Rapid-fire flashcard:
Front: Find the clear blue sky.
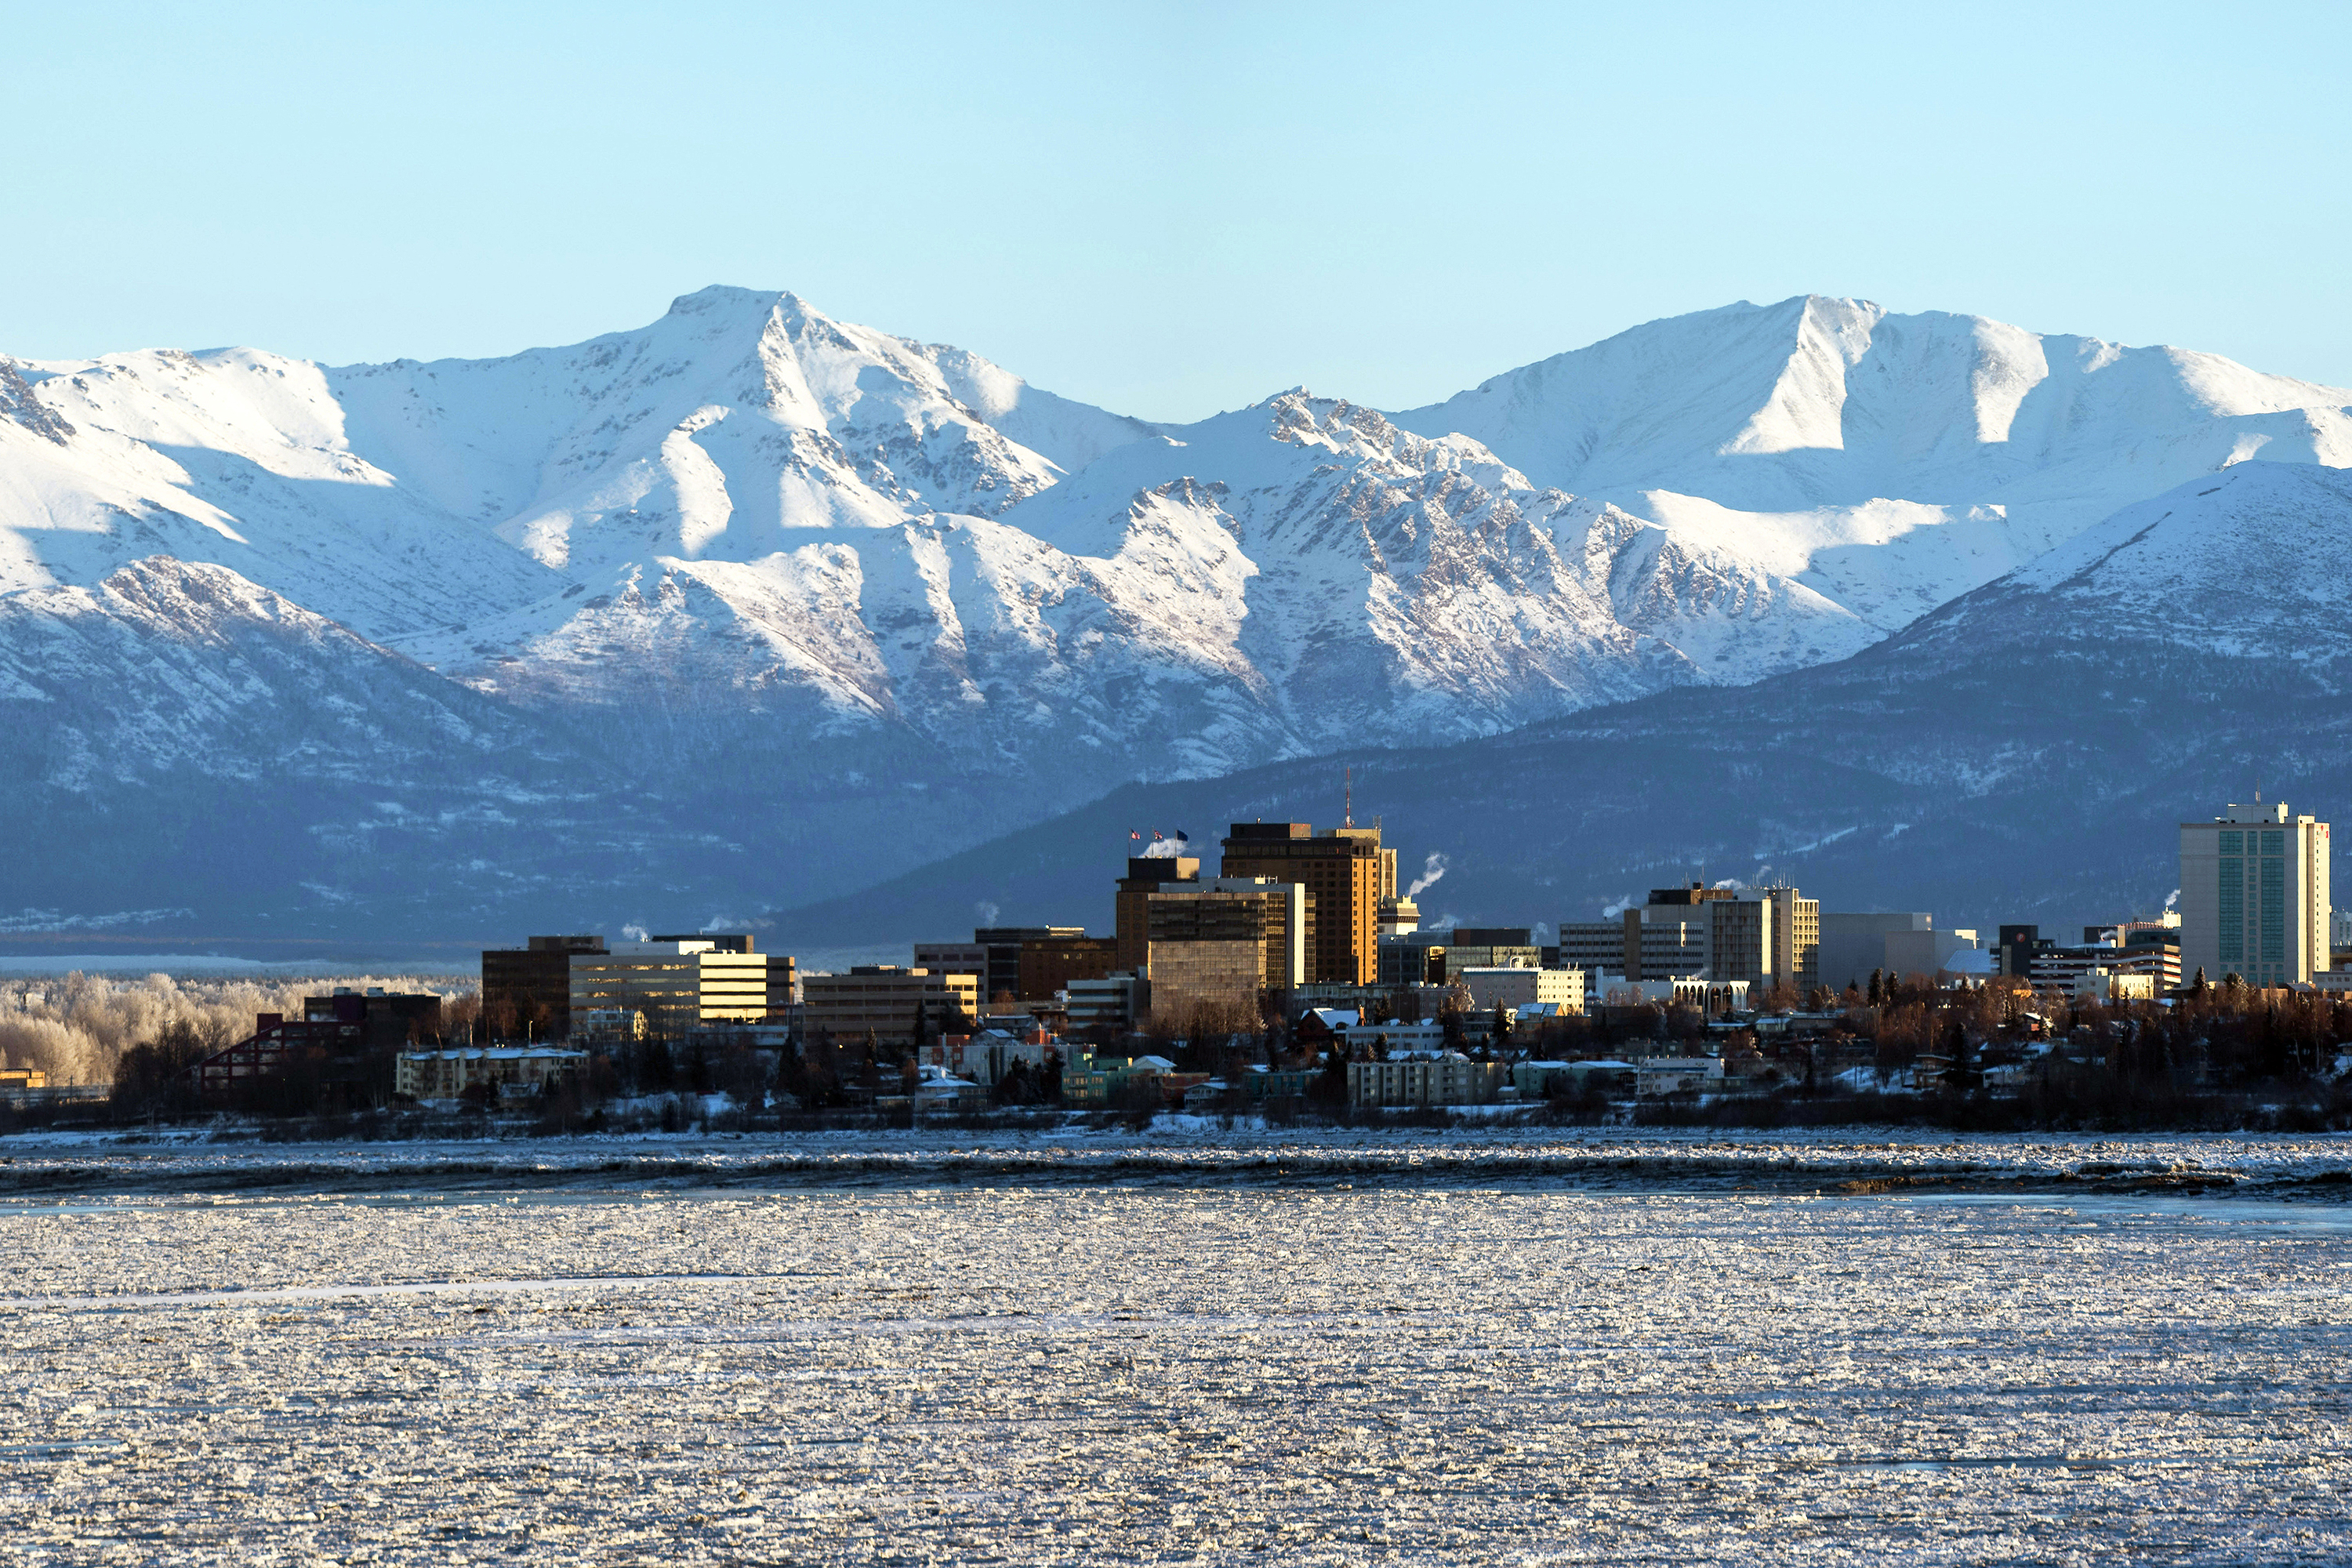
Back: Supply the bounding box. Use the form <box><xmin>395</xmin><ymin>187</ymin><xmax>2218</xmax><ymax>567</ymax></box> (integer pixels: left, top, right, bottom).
<box><xmin>5</xmin><ymin>1</ymin><xmax>2349</xmax><ymax>421</ymax></box>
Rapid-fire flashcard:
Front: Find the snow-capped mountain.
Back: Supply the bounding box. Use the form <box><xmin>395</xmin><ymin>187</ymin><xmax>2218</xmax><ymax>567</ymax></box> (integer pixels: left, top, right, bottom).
<box><xmin>3</xmin><ymin>286</ymin><xmax>2349</xmax><ymax>937</ymax></box>
<box><xmin>1395</xmin><ymin>295</ymin><xmax>2352</xmax><ymax>656</ymax></box>
<box><xmin>794</xmin><ymin>462</ymin><xmax>2352</xmax><ymax>951</ymax></box>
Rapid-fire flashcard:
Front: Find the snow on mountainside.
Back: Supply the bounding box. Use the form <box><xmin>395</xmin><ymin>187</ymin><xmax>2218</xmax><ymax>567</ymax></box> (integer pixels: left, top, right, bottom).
<box><xmin>1910</xmin><ymin>460</ymin><xmax>2352</xmax><ymax>665</ymax></box>
<box><xmin>1393</xmin><ymin>295</ymin><xmax>2352</xmax><ymax>668</ymax></box>
<box><xmin>5</xmin><ymin>285</ymin><xmax>2352</xmax><ymax>934</ymax></box>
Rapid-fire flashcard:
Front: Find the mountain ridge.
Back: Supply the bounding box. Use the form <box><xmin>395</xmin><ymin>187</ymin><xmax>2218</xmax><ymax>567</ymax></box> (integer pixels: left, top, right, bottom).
<box><xmin>4</xmin><ymin>288</ymin><xmax>2350</xmax><ymax>938</ymax></box>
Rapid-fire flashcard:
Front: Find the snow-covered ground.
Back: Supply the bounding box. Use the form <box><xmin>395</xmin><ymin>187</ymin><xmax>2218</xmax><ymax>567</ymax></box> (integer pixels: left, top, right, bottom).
<box><xmin>4</xmin><ymin>1177</ymin><xmax>2347</xmax><ymax>1563</ymax></box>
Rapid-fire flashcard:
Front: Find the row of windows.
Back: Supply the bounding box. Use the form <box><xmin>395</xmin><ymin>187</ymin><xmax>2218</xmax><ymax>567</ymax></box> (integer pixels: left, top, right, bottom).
<box><xmin>2217</xmin><ymin>830</ymin><xmax>2289</xmax><ymax>855</ymax></box>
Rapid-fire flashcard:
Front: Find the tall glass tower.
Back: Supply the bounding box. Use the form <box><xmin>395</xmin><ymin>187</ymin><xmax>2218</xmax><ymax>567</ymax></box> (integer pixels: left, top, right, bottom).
<box><xmin>2180</xmin><ymin>803</ymin><xmax>2331</xmax><ymax>987</ymax></box>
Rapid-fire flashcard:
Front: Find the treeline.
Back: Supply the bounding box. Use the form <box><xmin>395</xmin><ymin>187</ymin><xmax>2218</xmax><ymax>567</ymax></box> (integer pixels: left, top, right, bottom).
<box><xmin>0</xmin><ymin>972</ymin><xmax>472</xmax><ymax>1087</ymax></box>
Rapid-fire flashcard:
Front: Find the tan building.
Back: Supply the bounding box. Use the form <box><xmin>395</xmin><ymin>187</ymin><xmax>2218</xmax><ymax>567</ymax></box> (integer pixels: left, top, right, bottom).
<box><xmin>1018</xmin><ymin>935</ymin><xmax>1118</xmax><ymax>1000</ymax></box>
<box><xmin>1218</xmin><ymin>822</ymin><xmax>1385</xmax><ymax>984</ymax></box>
<box><xmin>1457</xmin><ymin>966</ymin><xmax>1585</xmax><ymax>1015</ymax></box>
<box><xmin>2180</xmin><ymin>801</ymin><xmax>2332</xmax><ymax>988</ymax></box>
<box><xmin>568</xmin><ymin>938</ymin><xmax>792</xmax><ymax>1040</ymax></box>
<box><xmin>1766</xmin><ymin>886</ymin><xmax>1822</xmax><ymax>995</ymax></box>
<box><xmin>800</xmin><ymin>966</ymin><xmax>980</xmax><ymax>1051</ymax></box>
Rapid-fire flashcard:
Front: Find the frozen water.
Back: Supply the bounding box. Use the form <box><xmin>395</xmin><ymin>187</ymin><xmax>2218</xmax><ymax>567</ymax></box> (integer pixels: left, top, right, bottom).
<box><xmin>4</xmin><ymin>1153</ymin><xmax>2350</xmax><ymax>1563</ymax></box>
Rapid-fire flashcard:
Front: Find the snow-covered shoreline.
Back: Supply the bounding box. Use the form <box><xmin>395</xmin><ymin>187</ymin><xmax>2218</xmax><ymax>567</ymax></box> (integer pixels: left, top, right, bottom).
<box><xmin>4</xmin><ymin>1122</ymin><xmax>2347</xmax><ymax>1198</ymax></box>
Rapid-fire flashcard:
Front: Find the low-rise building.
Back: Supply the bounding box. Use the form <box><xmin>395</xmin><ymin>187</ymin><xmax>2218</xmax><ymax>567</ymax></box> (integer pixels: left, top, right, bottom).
<box><xmin>395</xmin><ymin>1047</ymin><xmax>586</xmax><ymax>1101</ymax></box>
<box><xmin>1346</xmin><ymin>1052</ymin><xmax>1508</xmax><ymax>1108</ymax></box>
<box><xmin>1457</xmin><ymin>966</ymin><xmax>1585</xmax><ymax>1015</ymax></box>
<box><xmin>575</xmin><ymin>1007</ymin><xmax>646</xmax><ymax>1044</ymax></box>
<box><xmin>2073</xmin><ymin>968</ymin><xmax>2157</xmax><ymax>1004</ymax></box>
<box><xmin>1513</xmin><ymin>1059</ymin><xmax>1637</xmax><ymax>1098</ymax></box>
<box><xmin>571</xmin><ymin>938</ymin><xmax>793</xmax><ymax>1040</ymax></box>
<box><xmin>800</xmin><ymin>965</ymin><xmax>979</xmax><ymax>1050</ymax></box>
<box><xmin>1065</xmin><ymin>972</ymin><xmax>1146</xmax><ymax>1034</ymax></box>
<box><xmin>1636</xmin><ymin>1057</ymin><xmax>1725</xmax><ymax>1097</ymax></box>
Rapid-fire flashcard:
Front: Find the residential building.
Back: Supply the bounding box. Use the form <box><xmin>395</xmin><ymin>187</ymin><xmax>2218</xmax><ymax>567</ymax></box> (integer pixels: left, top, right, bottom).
<box><xmin>481</xmin><ymin>934</ymin><xmax>606</xmax><ymax>1041</ymax></box>
<box><xmin>1637</xmin><ymin>1058</ymin><xmax>1725</xmax><ymax>1097</ymax></box>
<box><xmin>1017</xmin><ymin>935</ymin><xmax>1117</xmax><ymax>1000</ymax></box>
<box><xmin>975</xmin><ymin>926</ymin><xmax>1086</xmax><ymax>1004</ymax></box>
<box><xmin>1342</xmin><ymin>1019</ymin><xmax>1450</xmax><ymax>1053</ymax></box>
<box><xmin>1114</xmin><ymin>855</ymin><xmax>1201</xmax><ymax>974</ymax></box>
<box><xmin>1457</xmin><ymin>967</ymin><xmax>1585</xmax><ymax>1015</ymax></box>
<box><xmin>2180</xmin><ymin>801</ymin><xmax>2332</xmax><ymax>987</ymax></box>
<box><xmin>1218</xmin><ymin>822</ymin><xmax>1385</xmax><ymax>984</ymax></box>
<box><xmin>800</xmin><ymin>966</ymin><xmax>979</xmax><ymax>1051</ymax></box>
<box><xmin>570</xmin><ymin>938</ymin><xmax>793</xmax><ymax>1040</ymax></box>
<box><xmin>395</xmin><ymin>1047</ymin><xmax>586</xmax><ymax>1101</ymax></box>
<box><xmin>1346</xmin><ymin>1053</ymin><xmax>1509</xmax><ymax>1108</ymax></box>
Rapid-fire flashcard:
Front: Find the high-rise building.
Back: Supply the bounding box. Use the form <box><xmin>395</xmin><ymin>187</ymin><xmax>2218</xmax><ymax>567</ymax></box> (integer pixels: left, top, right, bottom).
<box><xmin>481</xmin><ymin>935</ymin><xmax>607</xmax><ymax>1041</ymax></box>
<box><xmin>2180</xmin><ymin>802</ymin><xmax>2331</xmax><ymax>987</ymax></box>
<box><xmin>1143</xmin><ymin>878</ymin><xmax>1307</xmax><ymax>1020</ymax></box>
<box><xmin>974</xmin><ymin>927</ymin><xmax>1085</xmax><ymax>1003</ymax></box>
<box><xmin>1114</xmin><ymin>857</ymin><xmax>1200</xmax><ymax>974</ymax></box>
<box><xmin>569</xmin><ymin>938</ymin><xmax>793</xmax><ymax>1040</ymax></box>
<box><xmin>1764</xmin><ymin>887</ymin><xmax>1820</xmax><ymax>994</ymax></box>
<box><xmin>1218</xmin><ymin>823</ymin><xmax>1385</xmax><ymax>984</ymax></box>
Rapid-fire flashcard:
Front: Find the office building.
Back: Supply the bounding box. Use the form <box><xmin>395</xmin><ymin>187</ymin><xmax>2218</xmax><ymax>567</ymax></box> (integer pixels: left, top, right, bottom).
<box><xmin>1017</xmin><ymin>934</ymin><xmax>1118</xmax><ymax>1000</ymax></box>
<box><xmin>913</xmin><ymin>943</ymin><xmax>988</xmax><ymax>989</ymax></box>
<box><xmin>300</xmin><ymin>988</ymin><xmax>445</xmax><ymax>1051</ymax></box>
<box><xmin>1218</xmin><ymin>822</ymin><xmax>1386</xmax><ymax>985</ymax></box>
<box><xmin>1066</xmin><ymin>972</ymin><xmax>1146</xmax><ymax>1034</ymax></box>
<box><xmin>1445</xmin><ymin>927</ymin><xmax>1541</xmax><ymax>969</ymax></box>
<box><xmin>800</xmin><ymin>966</ymin><xmax>980</xmax><ymax>1051</ymax></box>
<box><xmin>2180</xmin><ymin>802</ymin><xmax>2332</xmax><ymax>987</ymax></box>
<box><xmin>1817</xmin><ymin>913</ymin><xmax>1977</xmax><ymax>990</ymax></box>
<box><xmin>481</xmin><ymin>934</ymin><xmax>606</xmax><ymax>1041</ymax></box>
<box><xmin>1114</xmin><ymin>856</ymin><xmax>1201</xmax><ymax>974</ymax></box>
<box><xmin>1378</xmin><ymin>895</ymin><xmax>1421</xmax><ymax>937</ymax></box>
<box><xmin>1145</xmin><ymin>878</ymin><xmax>1305</xmax><ymax>1000</ymax></box>
<box><xmin>975</xmin><ymin>926</ymin><xmax>1085</xmax><ymax>1003</ymax></box>
<box><xmin>1378</xmin><ymin>933</ymin><xmax>1447</xmax><ymax>985</ymax></box>
<box><xmin>1559</xmin><ymin>921</ymin><xmax>1627</xmax><ymax>978</ymax></box>
<box><xmin>570</xmin><ymin>938</ymin><xmax>793</xmax><ymax>1040</ymax></box>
